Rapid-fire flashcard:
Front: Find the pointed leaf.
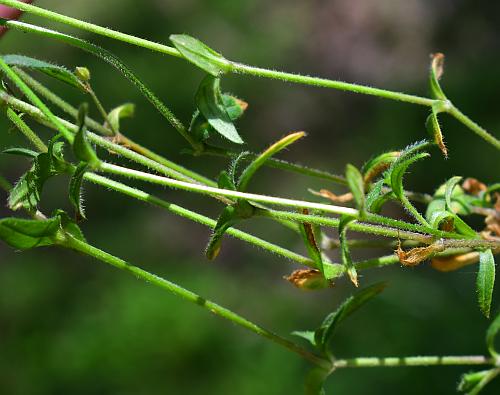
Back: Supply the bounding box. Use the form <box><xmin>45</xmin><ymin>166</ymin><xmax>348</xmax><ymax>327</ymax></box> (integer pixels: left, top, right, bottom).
<box><xmin>299</xmin><ymin>209</ymin><xmax>324</xmax><ymax>274</ymax></box>
<box><xmin>390</xmin><ymin>152</ymin><xmax>429</xmax><ymax>201</ymax></box>
<box><xmin>426</xmin><ymin>109</ymin><xmax>447</xmax><ymax>157</ymax></box>
<box><xmin>445</xmin><ymin>176</ymin><xmax>463</xmax><ymax>212</ymax></box>
<box><xmin>195</xmin><ymin>75</ymin><xmax>243</xmax><ymax>144</ymax></box>
<box><xmin>0</xmin><ymin>216</ymin><xmax>60</xmax><ymax>249</ymax></box>
<box><xmin>217</xmin><ymin>170</ymin><xmax>236</xmax><ymax>190</ymax></box>
<box><xmin>2</xmin><ymin>54</ymin><xmax>85</xmax><ymax>91</ymax></box>
<box><xmin>339</xmin><ymin>215</ymin><xmax>358</xmax><ymax>287</ymax></box>
<box><xmin>291</xmin><ymin>330</ymin><xmax>317</xmax><ymax>346</ymax></box>
<box><xmin>345</xmin><ymin>164</ymin><xmax>365</xmax><ymax>214</ymax></box>
<box><xmin>477</xmin><ymin>249</ymin><xmax>495</xmax><ymax>318</ymax></box>
<box><xmin>170</xmin><ymin>34</ymin><xmax>229</xmax><ymax>76</ymax></box>
<box><xmin>106</xmin><ymin>103</ymin><xmax>135</xmax><ymax>132</ymax></box>
<box><xmin>314</xmin><ymin>282</ymin><xmax>386</xmax><ymax>352</ymax></box>
<box><xmin>362</xmin><ymin>151</ymin><xmax>400</xmax><ymax>183</ymax></box>
<box><xmin>73</xmin><ymin>103</ymin><xmax>99</xmax><ymax>166</ymax></box>
<box><xmin>205</xmin><ymin>205</ymin><xmax>239</xmax><ymax>260</ymax></box>
<box><xmin>3</xmin><ymin>147</ymin><xmax>38</xmax><ymax>158</ymax></box>
<box><xmin>69</xmin><ymin>162</ymin><xmax>89</xmax><ymax>219</ymax></box>
<box><xmin>238</xmin><ymin>132</ymin><xmax>305</xmax><ymax>191</ymax></box>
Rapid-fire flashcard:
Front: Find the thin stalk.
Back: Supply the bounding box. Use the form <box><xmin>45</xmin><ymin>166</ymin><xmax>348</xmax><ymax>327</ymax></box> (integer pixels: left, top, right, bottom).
<box><xmin>84</xmin><ymin>83</ymin><xmax>118</xmax><ymax>135</ymax></box>
<box><xmin>325</xmin><ymin>238</ymin><xmax>421</xmax><ymax>250</ymax></box>
<box><xmin>2</xmin><ymin>2</ymin><xmax>497</xmax><ymax>150</ymax></box>
<box><xmin>0</xmin><ymin>57</ymin><xmax>74</xmax><ymax>142</ymax></box>
<box><xmin>0</xmin><ymin>0</ymin><xmax>433</xmax><ymax>107</ymax></box>
<box><xmin>448</xmin><ymin>105</ymin><xmax>500</xmax><ymax>150</ymax></box>
<box><xmin>5</xmin><ymin>107</ymin><xmax>47</xmax><ymax>152</ymax></box>
<box><xmin>399</xmin><ymin>193</ymin><xmax>430</xmax><ymax>227</ymax></box>
<box><xmin>61</xmin><ymin>233</ymin><xmax>328</xmax><ymax>368</ymax></box>
<box><xmin>83</xmin><ymin>172</ymin><xmax>315</xmax><ymax>267</ymax></box>
<box><xmin>333</xmin><ymin>355</ymin><xmax>494</xmax><ymax>368</ymax></box>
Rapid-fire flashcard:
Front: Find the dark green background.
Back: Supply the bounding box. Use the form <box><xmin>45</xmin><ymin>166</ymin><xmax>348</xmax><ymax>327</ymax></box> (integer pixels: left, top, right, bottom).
<box><xmin>1</xmin><ymin>1</ymin><xmax>499</xmax><ymax>394</ymax></box>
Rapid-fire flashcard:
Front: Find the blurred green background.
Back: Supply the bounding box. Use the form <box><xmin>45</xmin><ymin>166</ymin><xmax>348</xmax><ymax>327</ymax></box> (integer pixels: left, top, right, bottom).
<box><xmin>1</xmin><ymin>0</ymin><xmax>499</xmax><ymax>394</ymax></box>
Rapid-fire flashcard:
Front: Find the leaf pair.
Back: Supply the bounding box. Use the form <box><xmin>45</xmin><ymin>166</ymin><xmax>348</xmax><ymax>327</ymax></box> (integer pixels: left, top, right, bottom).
<box><xmin>0</xmin><ymin>210</ymin><xmax>84</xmax><ymax>250</ymax></box>
<box><xmin>190</xmin><ymin>75</ymin><xmax>247</xmax><ymax>145</ymax></box>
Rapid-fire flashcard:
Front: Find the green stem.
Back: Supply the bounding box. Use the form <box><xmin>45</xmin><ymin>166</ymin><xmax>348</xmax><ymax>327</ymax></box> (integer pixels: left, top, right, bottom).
<box><xmin>61</xmin><ymin>233</ymin><xmax>327</xmax><ymax>368</ymax></box>
<box><xmin>0</xmin><ymin>57</ymin><xmax>74</xmax><ymax>142</ymax></box>
<box><xmin>85</xmin><ymin>83</ymin><xmax>118</xmax><ymax>135</ymax></box>
<box><xmin>83</xmin><ymin>173</ymin><xmax>315</xmax><ymax>267</ymax></box>
<box><xmin>5</xmin><ymin>107</ymin><xmax>48</xmax><ymax>152</ymax></box>
<box><xmin>448</xmin><ymin>105</ymin><xmax>500</xmax><ymax>150</ymax></box>
<box><xmin>333</xmin><ymin>355</ymin><xmax>494</xmax><ymax>368</ymax></box>
<box><xmin>0</xmin><ymin>0</ymin><xmax>433</xmax><ymax>107</ymax></box>
<box><xmin>399</xmin><ymin>193</ymin><xmax>430</xmax><ymax>227</ymax></box>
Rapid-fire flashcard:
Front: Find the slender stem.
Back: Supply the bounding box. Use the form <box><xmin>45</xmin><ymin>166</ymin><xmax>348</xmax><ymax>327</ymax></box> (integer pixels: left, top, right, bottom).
<box><xmin>5</xmin><ymin>107</ymin><xmax>47</xmax><ymax>152</ymax></box>
<box><xmin>448</xmin><ymin>105</ymin><xmax>500</xmax><ymax>150</ymax></box>
<box><xmin>333</xmin><ymin>355</ymin><xmax>494</xmax><ymax>368</ymax></box>
<box><xmin>399</xmin><ymin>193</ymin><xmax>430</xmax><ymax>227</ymax></box>
<box><xmin>83</xmin><ymin>173</ymin><xmax>315</xmax><ymax>267</ymax></box>
<box><xmin>0</xmin><ymin>0</ymin><xmax>434</xmax><ymax>107</ymax></box>
<box><xmin>85</xmin><ymin>83</ymin><xmax>118</xmax><ymax>135</ymax></box>
<box><xmin>61</xmin><ymin>233</ymin><xmax>328</xmax><ymax>368</ymax></box>
<box><xmin>0</xmin><ymin>57</ymin><xmax>74</xmax><ymax>142</ymax></box>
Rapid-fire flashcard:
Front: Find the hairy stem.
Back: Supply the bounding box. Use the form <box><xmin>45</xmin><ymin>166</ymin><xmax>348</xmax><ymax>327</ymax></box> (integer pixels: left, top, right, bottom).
<box><xmin>61</xmin><ymin>233</ymin><xmax>328</xmax><ymax>368</ymax></box>
<box><xmin>333</xmin><ymin>355</ymin><xmax>494</xmax><ymax>368</ymax></box>
<box><xmin>5</xmin><ymin>107</ymin><xmax>47</xmax><ymax>152</ymax></box>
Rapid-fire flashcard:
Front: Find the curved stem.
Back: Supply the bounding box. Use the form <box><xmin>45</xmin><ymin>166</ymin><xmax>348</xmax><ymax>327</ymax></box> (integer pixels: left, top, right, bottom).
<box><xmin>61</xmin><ymin>234</ymin><xmax>328</xmax><ymax>368</ymax></box>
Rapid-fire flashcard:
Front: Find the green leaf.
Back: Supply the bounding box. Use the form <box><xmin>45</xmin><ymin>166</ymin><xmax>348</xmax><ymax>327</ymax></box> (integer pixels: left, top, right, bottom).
<box><xmin>221</xmin><ymin>94</ymin><xmax>247</xmax><ymax>121</ymax></box>
<box><xmin>339</xmin><ymin>215</ymin><xmax>358</xmax><ymax>287</ymax></box>
<box><xmin>0</xmin><ymin>216</ymin><xmax>60</xmax><ymax>249</ymax></box>
<box><xmin>291</xmin><ymin>330</ymin><xmax>317</xmax><ymax>347</ymax></box>
<box><xmin>238</xmin><ymin>132</ymin><xmax>305</xmax><ymax>191</ymax></box>
<box><xmin>305</xmin><ymin>367</ymin><xmax>330</xmax><ymax>395</ymax></box>
<box><xmin>217</xmin><ymin>170</ymin><xmax>236</xmax><ymax>190</ymax></box>
<box><xmin>390</xmin><ymin>152</ymin><xmax>429</xmax><ymax>201</ymax></box>
<box><xmin>429</xmin><ymin>53</ymin><xmax>447</xmax><ymax>100</ymax></box>
<box><xmin>53</xmin><ymin>209</ymin><xmax>86</xmax><ymax>242</ymax></box>
<box><xmin>298</xmin><ymin>210</ymin><xmax>324</xmax><ymax>275</ymax></box>
<box><xmin>426</xmin><ymin>108</ymin><xmax>447</xmax><ymax>157</ymax></box>
<box><xmin>169</xmin><ymin>34</ymin><xmax>229</xmax><ymax>76</ymax></box>
<box><xmin>477</xmin><ymin>249</ymin><xmax>495</xmax><ymax>318</ymax></box>
<box><xmin>69</xmin><ymin>162</ymin><xmax>89</xmax><ymax>219</ymax></box>
<box><xmin>486</xmin><ymin>310</ymin><xmax>500</xmax><ymax>358</ymax></box>
<box><xmin>106</xmin><ymin>103</ymin><xmax>135</xmax><ymax>131</ymax></box>
<box><xmin>314</xmin><ymin>282</ymin><xmax>386</xmax><ymax>352</ymax></box>
<box><xmin>458</xmin><ymin>370</ymin><xmax>492</xmax><ymax>393</ymax></box>
<box><xmin>73</xmin><ymin>103</ymin><xmax>99</xmax><ymax>166</ymax></box>
<box><xmin>3</xmin><ymin>147</ymin><xmax>38</xmax><ymax>158</ymax></box>
<box><xmin>365</xmin><ymin>179</ymin><xmax>390</xmax><ymax>213</ymax></box>
<box><xmin>205</xmin><ymin>205</ymin><xmax>239</xmax><ymax>260</ymax></box>
<box><xmin>345</xmin><ymin>164</ymin><xmax>365</xmax><ymax>215</ymax></box>
<box><xmin>2</xmin><ymin>54</ymin><xmax>85</xmax><ymax>91</ymax></box>
<box><xmin>445</xmin><ymin>176</ymin><xmax>463</xmax><ymax>212</ymax></box>
<box><xmin>195</xmin><ymin>75</ymin><xmax>244</xmax><ymax>144</ymax></box>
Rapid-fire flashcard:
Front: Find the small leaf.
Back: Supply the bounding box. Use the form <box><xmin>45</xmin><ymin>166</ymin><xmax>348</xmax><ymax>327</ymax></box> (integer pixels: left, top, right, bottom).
<box><xmin>2</xmin><ymin>54</ymin><xmax>85</xmax><ymax>91</ymax></box>
<box><xmin>365</xmin><ymin>179</ymin><xmax>388</xmax><ymax>213</ymax></box>
<box><xmin>299</xmin><ymin>209</ymin><xmax>324</xmax><ymax>274</ymax></box>
<box><xmin>238</xmin><ymin>132</ymin><xmax>305</xmax><ymax>191</ymax></box>
<box><xmin>54</xmin><ymin>209</ymin><xmax>86</xmax><ymax>242</ymax></box>
<box><xmin>69</xmin><ymin>162</ymin><xmax>89</xmax><ymax>219</ymax></box>
<box><xmin>73</xmin><ymin>103</ymin><xmax>99</xmax><ymax>166</ymax></box>
<box><xmin>291</xmin><ymin>330</ymin><xmax>317</xmax><ymax>346</ymax></box>
<box><xmin>3</xmin><ymin>147</ymin><xmax>38</xmax><ymax>158</ymax></box>
<box><xmin>426</xmin><ymin>109</ymin><xmax>447</xmax><ymax>157</ymax></box>
<box><xmin>305</xmin><ymin>367</ymin><xmax>330</xmax><ymax>395</ymax></box>
<box><xmin>486</xmin><ymin>310</ymin><xmax>500</xmax><ymax>358</ymax></box>
<box><xmin>390</xmin><ymin>152</ymin><xmax>429</xmax><ymax>201</ymax></box>
<box><xmin>0</xmin><ymin>216</ymin><xmax>60</xmax><ymax>249</ymax></box>
<box><xmin>170</xmin><ymin>34</ymin><xmax>229</xmax><ymax>76</ymax></box>
<box><xmin>345</xmin><ymin>164</ymin><xmax>365</xmax><ymax>215</ymax></box>
<box><xmin>217</xmin><ymin>170</ymin><xmax>236</xmax><ymax>190</ymax></box>
<box><xmin>429</xmin><ymin>53</ymin><xmax>447</xmax><ymax>100</ymax></box>
<box><xmin>457</xmin><ymin>369</ymin><xmax>500</xmax><ymax>395</ymax></box>
<box><xmin>339</xmin><ymin>215</ymin><xmax>358</xmax><ymax>287</ymax></box>
<box><xmin>106</xmin><ymin>103</ymin><xmax>135</xmax><ymax>131</ymax></box>
<box><xmin>445</xmin><ymin>176</ymin><xmax>463</xmax><ymax>212</ymax></box>
<box><xmin>195</xmin><ymin>75</ymin><xmax>244</xmax><ymax>144</ymax></box>
<box><xmin>222</xmin><ymin>94</ymin><xmax>248</xmax><ymax>121</ymax></box>
<box><xmin>314</xmin><ymin>282</ymin><xmax>386</xmax><ymax>352</ymax></box>
<box><xmin>477</xmin><ymin>249</ymin><xmax>495</xmax><ymax>318</ymax></box>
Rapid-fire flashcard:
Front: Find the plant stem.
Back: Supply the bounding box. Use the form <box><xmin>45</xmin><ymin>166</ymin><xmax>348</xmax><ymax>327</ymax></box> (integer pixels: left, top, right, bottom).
<box><xmin>332</xmin><ymin>355</ymin><xmax>494</xmax><ymax>368</ymax></box>
<box><xmin>83</xmin><ymin>172</ymin><xmax>315</xmax><ymax>267</ymax></box>
<box><xmin>0</xmin><ymin>57</ymin><xmax>74</xmax><ymax>142</ymax></box>
<box><xmin>5</xmin><ymin>107</ymin><xmax>47</xmax><ymax>152</ymax></box>
<box><xmin>448</xmin><ymin>105</ymin><xmax>500</xmax><ymax>150</ymax></box>
<box><xmin>61</xmin><ymin>233</ymin><xmax>328</xmax><ymax>368</ymax></box>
